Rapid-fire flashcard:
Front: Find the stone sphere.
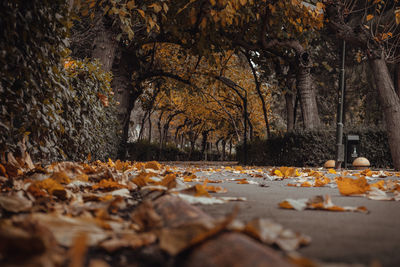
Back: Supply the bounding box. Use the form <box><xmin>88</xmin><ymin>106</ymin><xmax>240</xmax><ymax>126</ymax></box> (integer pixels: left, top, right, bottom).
<box><xmin>324</xmin><ymin>160</ymin><xmax>335</xmax><ymax>168</ymax></box>
<box><xmin>352</xmin><ymin>157</ymin><xmax>370</xmax><ymax>168</ymax></box>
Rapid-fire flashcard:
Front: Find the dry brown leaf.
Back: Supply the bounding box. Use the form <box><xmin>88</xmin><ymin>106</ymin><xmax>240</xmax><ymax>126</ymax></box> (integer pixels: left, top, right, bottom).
<box><xmin>92</xmin><ymin>179</ymin><xmax>126</xmax><ymax>191</ymax></box>
<box><xmin>158</xmin><ymin>210</ymin><xmax>237</xmax><ymax>256</ymax></box>
<box><xmin>51</xmin><ymin>171</ymin><xmax>71</xmax><ymax>184</ymax></box>
<box><xmin>144</xmin><ymin>161</ymin><xmax>161</xmax><ymax>170</ymax></box>
<box><xmin>279</xmin><ymin>195</ymin><xmax>368</xmax><ymax>213</ymax></box>
<box><xmin>68</xmin><ymin>233</ymin><xmax>88</xmax><ymax>267</ymax></box>
<box><xmin>35</xmin><ymin>178</ymin><xmax>67</xmax><ymax>199</ymax></box>
<box><xmin>160</xmin><ymin>173</ymin><xmax>177</xmax><ymax>189</ymax></box>
<box><xmin>244</xmin><ymin>218</ymin><xmax>283</xmax><ymax>245</ymax></box>
<box><xmin>100</xmin><ymin>232</ymin><xmax>157</xmax><ymax>252</ymax></box>
<box><xmin>30</xmin><ymin>213</ymin><xmax>110</xmax><ymax>247</ymax></box>
<box><xmin>0</xmin><ymin>193</ymin><xmax>32</xmax><ymax>212</ymax></box>
<box><xmin>131</xmin><ymin>200</ymin><xmax>163</xmax><ymax>231</ymax></box>
<box><xmin>0</xmin><ymin>216</ymin><xmax>64</xmax><ymax>266</ymax></box>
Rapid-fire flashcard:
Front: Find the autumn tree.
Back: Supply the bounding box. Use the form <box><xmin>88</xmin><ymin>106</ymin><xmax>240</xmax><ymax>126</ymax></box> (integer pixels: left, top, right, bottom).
<box><xmin>324</xmin><ymin>0</ymin><xmax>400</xmax><ymax>169</ymax></box>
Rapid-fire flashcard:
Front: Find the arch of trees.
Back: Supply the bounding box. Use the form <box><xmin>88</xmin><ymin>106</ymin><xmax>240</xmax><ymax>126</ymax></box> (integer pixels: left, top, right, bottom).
<box><xmin>2</xmin><ymin>0</ymin><xmax>400</xmax><ymax>169</ymax></box>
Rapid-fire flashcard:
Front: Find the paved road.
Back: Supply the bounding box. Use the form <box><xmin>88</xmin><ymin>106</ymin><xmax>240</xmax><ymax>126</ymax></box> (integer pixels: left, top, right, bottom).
<box><xmin>177</xmin><ymin>164</ymin><xmax>400</xmax><ymax>267</ymax></box>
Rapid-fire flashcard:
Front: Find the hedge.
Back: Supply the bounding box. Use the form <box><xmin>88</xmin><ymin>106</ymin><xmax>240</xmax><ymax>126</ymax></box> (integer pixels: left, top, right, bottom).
<box><xmin>127</xmin><ymin>141</ymin><xmax>229</xmax><ymax>162</ymax></box>
<box><xmin>236</xmin><ymin>127</ymin><xmax>392</xmax><ymax>168</ymax></box>
<box><xmin>0</xmin><ymin>0</ymin><xmax>120</xmax><ymax>162</ymax></box>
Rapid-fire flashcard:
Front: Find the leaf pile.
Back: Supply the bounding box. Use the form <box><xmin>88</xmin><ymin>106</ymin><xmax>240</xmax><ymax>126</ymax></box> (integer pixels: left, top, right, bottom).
<box><xmin>1</xmin><ymin>156</ymin><xmax>315</xmax><ymax>266</ymax></box>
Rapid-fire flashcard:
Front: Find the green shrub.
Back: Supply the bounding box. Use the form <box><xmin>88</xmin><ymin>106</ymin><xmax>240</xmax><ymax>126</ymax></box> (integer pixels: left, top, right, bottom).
<box><xmin>237</xmin><ymin>127</ymin><xmax>392</xmax><ymax>168</ymax></box>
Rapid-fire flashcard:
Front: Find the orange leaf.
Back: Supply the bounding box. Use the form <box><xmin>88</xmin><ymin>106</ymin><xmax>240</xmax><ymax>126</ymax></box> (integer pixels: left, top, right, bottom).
<box><xmin>35</xmin><ymin>178</ymin><xmax>66</xmax><ymax>199</ymax></box>
<box><xmin>160</xmin><ymin>174</ymin><xmax>177</xmax><ymax>189</ymax></box>
<box><xmin>194</xmin><ymin>184</ymin><xmax>210</xmax><ymax>197</ymax></box>
<box><xmin>336</xmin><ymin>177</ymin><xmax>370</xmax><ymax>196</ymax></box>
<box><xmin>97</xmin><ymin>93</ymin><xmax>109</xmax><ymax>107</ymax></box>
<box><xmin>92</xmin><ymin>179</ymin><xmax>126</xmax><ymax>191</ymax></box>
<box><xmin>278</xmin><ymin>201</ymin><xmax>294</xmax><ymax>209</ymax></box>
<box><xmin>50</xmin><ymin>171</ymin><xmax>71</xmax><ymax>184</ymax></box>
<box><xmin>144</xmin><ymin>161</ymin><xmax>161</xmax><ymax>170</ymax></box>
<box><xmin>0</xmin><ymin>163</ymin><xmax>8</xmax><ymax>178</ymax></box>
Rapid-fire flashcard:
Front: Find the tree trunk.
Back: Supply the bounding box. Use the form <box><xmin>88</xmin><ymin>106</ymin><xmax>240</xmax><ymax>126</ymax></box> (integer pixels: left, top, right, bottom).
<box><xmin>296</xmin><ymin>53</ymin><xmax>320</xmax><ymax>129</ymax></box>
<box><xmin>394</xmin><ymin>63</ymin><xmax>400</xmax><ymax>97</ymax></box>
<box><xmin>91</xmin><ymin>21</ymin><xmax>116</xmax><ymax>72</ymax></box>
<box><xmin>245</xmin><ymin>53</ymin><xmax>271</xmax><ymax>138</ymax></box>
<box><xmin>148</xmin><ymin>113</ymin><xmax>152</xmax><ymax>142</ymax></box>
<box><xmin>138</xmin><ymin>113</ymin><xmax>147</xmax><ymax>140</ymax></box>
<box><xmin>369</xmin><ymin>58</ymin><xmax>400</xmax><ymax>170</ymax></box>
<box><xmin>285</xmin><ymin>93</ymin><xmax>295</xmax><ymax>132</ymax></box>
<box><xmin>221</xmin><ymin>139</ymin><xmax>226</xmax><ymax>161</ymax></box>
<box><xmin>113</xmin><ymin>49</ymin><xmax>141</xmax><ymax>160</ymax></box>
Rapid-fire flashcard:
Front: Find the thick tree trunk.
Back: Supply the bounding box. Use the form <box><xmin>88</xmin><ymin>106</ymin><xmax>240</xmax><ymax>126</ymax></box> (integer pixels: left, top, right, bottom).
<box><xmin>369</xmin><ymin>58</ymin><xmax>400</xmax><ymax>170</ymax></box>
<box><xmin>395</xmin><ymin>63</ymin><xmax>400</xmax><ymax>97</ymax></box>
<box><xmin>285</xmin><ymin>93</ymin><xmax>295</xmax><ymax>132</ymax></box>
<box><xmin>91</xmin><ymin>21</ymin><xmax>116</xmax><ymax>72</ymax></box>
<box><xmin>113</xmin><ymin>49</ymin><xmax>141</xmax><ymax>160</ymax></box>
<box><xmin>297</xmin><ymin>68</ymin><xmax>320</xmax><ymax>129</ymax></box>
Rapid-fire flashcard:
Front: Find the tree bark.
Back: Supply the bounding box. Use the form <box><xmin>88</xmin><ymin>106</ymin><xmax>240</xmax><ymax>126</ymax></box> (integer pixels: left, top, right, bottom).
<box><xmin>369</xmin><ymin>58</ymin><xmax>400</xmax><ymax>170</ymax></box>
<box><xmin>148</xmin><ymin>113</ymin><xmax>152</xmax><ymax>142</ymax></box>
<box><xmin>285</xmin><ymin>93</ymin><xmax>295</xmax><ymax>132</ymax></box>
<box><xmin>221</xmin><ymin>139</ymin><xmax>226</xmax><ymax>161</ymax></box>
<box><xmin>394</xmin><ymin>63</ymin><xmax>400</xmax><ymax>97</ymax></box>
<box><xmin>296</xmin><ymin>52</ymin><xmax>320</xmax><ymax>129</ymax></box>
<box><xmin>91</xmin><ymin>20</ymin><xmax>116</xmax><ymax>72</ymax></box>
<box><xmin>113</xmin><ymin>49</ymin><xmax>141</xmax><ymax>160</ymax></box>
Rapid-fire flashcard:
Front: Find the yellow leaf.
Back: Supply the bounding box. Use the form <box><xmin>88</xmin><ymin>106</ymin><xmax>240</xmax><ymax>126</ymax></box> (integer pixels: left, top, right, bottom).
<box><xmin>274</xmin><ymin>169</ymin><xmax>283</xmax><ymax>177</ymax></box>
<box><xmin>336</xmin><ymin>177</ymin><xmax>370</xmax><ymax>196</ymax></box>
<box><xmin>328</xmin><ymin>169</ymin><xmax>336</xmax><ymax>174</ymax></box>
<box><xmin>366</xmin><ymin>14</ymin><xmax>374</xmax><ymax>21</ymax></box>
<box><xmin>240</xmin><ymin>0</ymin><xmax>247</xmax><ymax>6</ymax></box>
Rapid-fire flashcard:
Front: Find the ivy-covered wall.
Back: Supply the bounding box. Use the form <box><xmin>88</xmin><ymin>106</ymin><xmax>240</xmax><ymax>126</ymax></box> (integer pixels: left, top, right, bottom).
<box><xmin>0</xmin><ymin>0</ymin><xmax>120</xmax><ymax>162</ymax></box>
<box><xmin>236</xmin><ymin>127</ymin><xmax>392</xmax><ymax>168</ymax></box>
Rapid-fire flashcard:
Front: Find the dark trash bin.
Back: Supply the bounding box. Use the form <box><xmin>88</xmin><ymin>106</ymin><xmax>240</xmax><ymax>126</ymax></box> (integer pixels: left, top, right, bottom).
<box><xmin>345</xmin><ymin>134</ymin><xmax>360</xmax><ymax>168</ymax></box>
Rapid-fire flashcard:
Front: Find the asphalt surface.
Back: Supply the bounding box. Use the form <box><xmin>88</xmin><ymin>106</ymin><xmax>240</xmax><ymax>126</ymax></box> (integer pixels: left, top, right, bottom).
<box><xmin>178</xmin><ymin>164</ymin><xmax>400</xmax><ymax>267</ymax></box>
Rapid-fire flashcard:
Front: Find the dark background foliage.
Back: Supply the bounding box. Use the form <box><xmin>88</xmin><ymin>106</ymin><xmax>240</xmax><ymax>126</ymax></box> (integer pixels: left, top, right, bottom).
<box><xmin>236</xmin><ymin>127</ymin><xmax>392</xmax><ymax>168</ymax></box>
<box><xmin>0</xmin><ymin>0</ymin><xmax>120</xmax><ymax>162</ymax></box>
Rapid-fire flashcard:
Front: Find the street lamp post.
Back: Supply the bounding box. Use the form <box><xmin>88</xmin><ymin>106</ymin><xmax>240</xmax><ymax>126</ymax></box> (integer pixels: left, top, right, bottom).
<box><xmin>335</xmin><ymin>40</ymin><xmax>346</xmax><ymax>169</ymax></box>
<box><xmin>243</xmin><ymin>90</ymin><xmax>248</xmax><ymax>165</ymax></box>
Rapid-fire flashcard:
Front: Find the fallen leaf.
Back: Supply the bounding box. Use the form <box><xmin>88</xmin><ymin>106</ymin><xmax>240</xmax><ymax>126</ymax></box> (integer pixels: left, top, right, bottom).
<box><xmin>30</xmin><ymin>213</ymin><xmax>110</xmax><ymax>247</ymax></box>
<box><xmin>131</xmin><ymin>200</ymin><xmax>163</xmax><ymax>231</ymax></box>
<box><xmin>279</xmin><ymin>195</ymin><xmax>368</xmax><ymax>213</ymax></box>
<box><xmin>0</xmin><ymin>192</ymin><xmax>32</xmax><ymax>212</ymax></box>
<box><xmin>367</xmin><ymin>187</ymin><xmax>394</xmax><ymax>201</ymax></box>
<box><xmin>92</xmin><ymin>179</ymin><xmax>126</xmax><ymax>191</ymax></box>
<box><xmin>144</xmin><ymin>161</ymin><xmax>161</xmax><ymax>170</ymax></box>
<box><xmin>100</xmin><ymin>232</ymin><xmax>157</xmax><ymax>252</ymax></box>
<box><xmin>336</xmin><ymin>176</ymin><xmax>370</xmax><ymax>196</ymax></box>
<box><xmin>68</xmin><ymin>233</ymin><xmax>88</xmax><ymax>267</ymax></box>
